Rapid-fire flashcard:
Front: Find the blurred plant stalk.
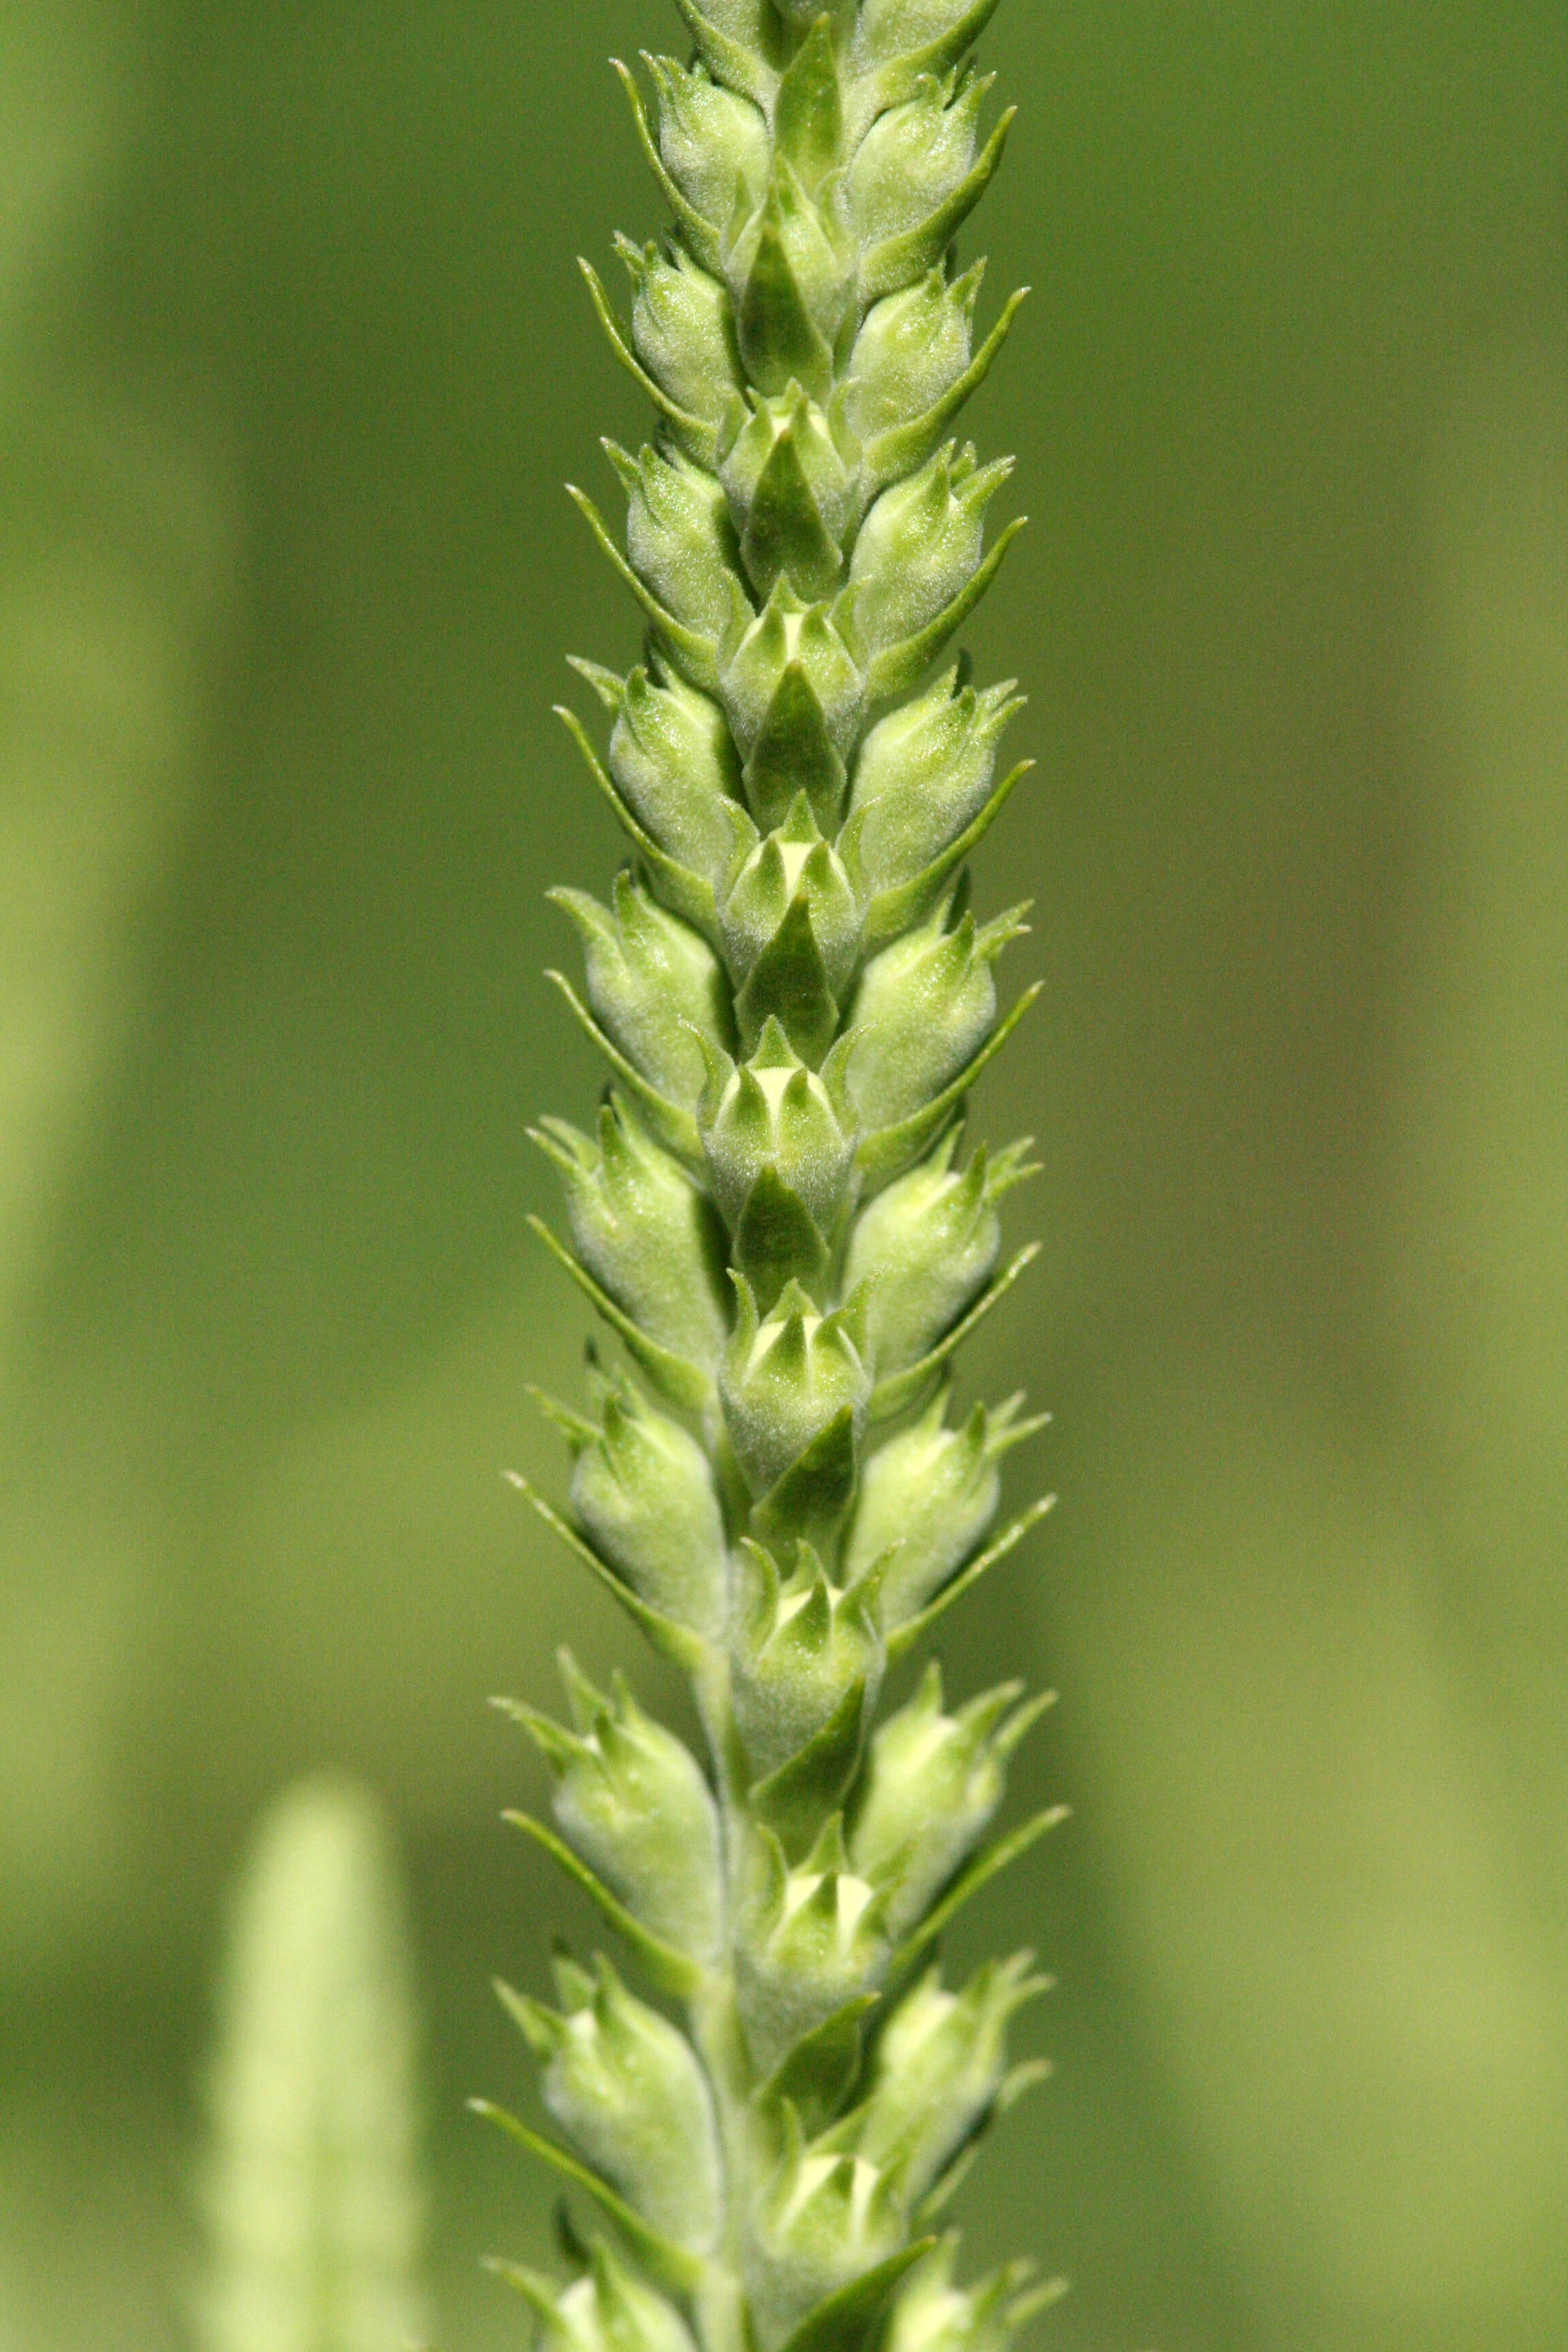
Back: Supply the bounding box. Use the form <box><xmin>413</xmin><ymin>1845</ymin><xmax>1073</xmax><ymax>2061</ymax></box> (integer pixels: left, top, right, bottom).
<box><xmin>196</xmin><ymin>1776</ymin><xmax>429</xmax><ymax>2352</ymax></box>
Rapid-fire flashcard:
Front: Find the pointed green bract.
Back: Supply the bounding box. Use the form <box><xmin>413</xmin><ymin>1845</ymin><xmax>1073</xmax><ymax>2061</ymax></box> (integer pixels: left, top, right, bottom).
<box><xmin>497</xmin><ymin>7</ymin><xmax>1057</xmax><ymax>2349</ymax></box>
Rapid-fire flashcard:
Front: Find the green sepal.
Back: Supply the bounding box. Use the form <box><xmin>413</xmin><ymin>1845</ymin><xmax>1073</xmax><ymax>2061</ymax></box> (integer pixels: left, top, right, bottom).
<box><xmin>606</xmin><ymin>438</ymin><xmax>747</xmax><ymax>649</ymax></box>
<box><xmin>498</xmin><ymin>1810</ymin><xmax>702</xmax><ymax>1999</ymax></box>
<box><xmin>843</xmin><ymin>1386</ymin><xmax>1047</xmax><ymax>1624</ymax></box>
<box><xmin>638</xmin><ymin>52</ymin><xmax>771</xmax><ymax>251</ymax></box>
<box><xmin>499</xmin><ymin>1652</ymin><xmax>724</xmax><ymax>1958</ymax></box>
<box><xmin>772</xmin><ymin>16</ymin><xmax>845</xmax><ymax>190</ymax></box>
<box><xmin>549</xmin><ymin>871</ymin><xmax>732</xmax><ymax>1113</ymax></box>
<box><xmin>847</xmin><ymin>1132</ymin><xmax>1035</xmax><ymax>1386</ymax></box>
<box><xmin>528</xmin><ymin>1094</ymin><xmax>726</xmax><ymax>1368</ymax></box>
<box><xmin>719</xmin><ymin>380</ymin><xmax>858</xmax><ymax>555</ymax></box>
<box><xmin>730</xmin><ymin>154</ymin><xmax>853</xmax><ymax>398</ymax></box>
<box><xmin>749</xmin><ymin>2123</ymin><xmax>912</xmax><ymax>2351</ymax></box>
<box><xmin>855</xmin><ymin>0</ymin><xmax>1004</xmax><ymax>89</ymax></box>
<box><xmin>846</xmin><ymin>444</ymin><xmax>1015</xmax><ymax>663</ymax></box>
<box><xmin>741</xmin><ymin>657</ymin><xmax>849</xmax><ymax>835</ymax></box>
<box><xmin>845</xmin><ymin>64</ymin><xmax>995</xmax><ymax>250</ymax></box>
<box><xmin>486</xmin><ymin>2240</ymin><xmax>702</xmax><ymax>2352</ymax></box>
<box><xmin>831</xmin><ymin>1952</ymin><xmax>1048</xmax><ymax>2209</ymax></box>
<box><xmin>881</xmin><ymin>2238</ymin><xmax>1064</xmax><ymax>2352</ymax></box>
<box><xmin>772</xmin><ymin>2240</ymin><xmax>940</xmax><ymax>2352</ymax></box>
<box><xmin>736</xmin><ymin>219</ymin><xmax>835</xmax><ymax>404</ymax></box>
<box><xmin>698</xmin><ymin>1036</ymin><xmax>858</xmax><ymax>1246</ymax></box>
<box><xmin>612</xmin><ymin>233</ymin><xmax>742</xmax><ymax>438</ymax></box>
<box><xmin>861</xmin><ymin>761</ymin><xmax>1032</xmax><ymax>953</ymax></box>
<box><xmin>468</xmin><ymin>2103</ymin><xmax>703</xmax><ymax>2298</ymax></box>
<box><xmin>734</xmin><ymin>1163</ymin><xmax>832</xmax><ymax>1314</ymax></box>
<box><xmin>668</xmin><ymin>0</ymin><xmax>778</xmax><ymax>111</ymax></box>
<box><xmin>720</xmin><ymin>800</ymin><xmax>862</xmax><ymax>1000</ymax></box>
<box><xmin>842</xmin><ymin>263</ymin><xmax>985</xmax><ymax>446</ymax></box>
<box><xmin>556</xmin><ymin>703</ymin><xmax>721</xmax><ymax>941</ymax></box>
<box><xmin>502</xmin><ymin>1477</ymin><xmax>712</xmax><ymax>1676</ymax></box>
<box><xmin>721</xmin><ymin>1275</ymin><xmax>871</xmax><ymax>1500</ymax></box>
<box><xmin>844</xmin><ymin>890</ymin><xmax>1030</xmax><ymax>1141</ymax></box>
<box><xmin>849</xmin><ymin>1663</ymin><xmax>1049</xmax><ymax>1935</ymax></box>
<box><xmin>541</xmin><ymin>974</ymin><xmax>704</xmax><ymax>1166</ymax></box>
<box><xmin>847</xmin><ymin>663</ymin><xmax>1025</xmax><ymax>894</ymax></box>
<box><xmin>735</xmin><ymin>1815</ymin><xmax>894</xmax><ymax>2076</ymax></box>
<box><xmin>736</xmin><ymin>892</ymin><xmax>841</xmax><ymax>1065</ymax></box>
<box><xmin>859</xmin><ymin>110</ymin><xmax>1015</xmax><ymax>302</ymax></box>
<box><xmin>722</xmin><ymin>575</ymin><xmax>866</xmax><ymax>764</ymax></box>
<box><xmin>696</xmin><ymin>0</ymin><xmax>787</xmax><ymax>46</ymax></box>
<box><xmin>544</xmin><ymin>1363</ymin><xmax>730</xmax><ymax>1639</ymax></box>
<box><xmin>730</xmin><ymin>1537</ymin><xmax>883</xmax><ymax>1784</ymax></box>
<box><xmin>525</xmin><ymin>1218</ymin><xmax>717</xmax><ymax>1418</ymax></box>
<box><xmin>499</xmin><ymin>1955</ymin><xmax>724</xmax><ymax>2254</ymax></box>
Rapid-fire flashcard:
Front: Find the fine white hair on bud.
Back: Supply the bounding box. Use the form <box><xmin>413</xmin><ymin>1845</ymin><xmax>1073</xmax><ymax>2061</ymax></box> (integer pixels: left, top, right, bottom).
<box><xmin>491</xmin><ymin>6</ymin><xmax>1061</xmax><ymax>2350</ymax></box>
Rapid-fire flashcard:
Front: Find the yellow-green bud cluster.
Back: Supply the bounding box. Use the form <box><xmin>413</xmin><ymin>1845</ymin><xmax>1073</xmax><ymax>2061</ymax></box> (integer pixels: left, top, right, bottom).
<box><xmin>491</xmin><ymin>5</ymin><xmax>1063</xmax><ymax>2350</ymax></box>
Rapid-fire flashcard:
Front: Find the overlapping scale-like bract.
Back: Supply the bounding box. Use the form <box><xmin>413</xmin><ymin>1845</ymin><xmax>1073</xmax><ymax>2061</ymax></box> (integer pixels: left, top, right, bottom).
<box><xmin>490</xmin><ymin>8</ymin><xmax>1062</xmax><ymax>2350</ymax></box>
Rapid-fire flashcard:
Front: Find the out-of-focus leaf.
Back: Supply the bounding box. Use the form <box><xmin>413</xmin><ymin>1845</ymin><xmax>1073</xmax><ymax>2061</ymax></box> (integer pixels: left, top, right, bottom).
<box><xmin>196</xmin><ymin>1775</ymin><xmax>430</xmax><ymax>2352</ymax></box>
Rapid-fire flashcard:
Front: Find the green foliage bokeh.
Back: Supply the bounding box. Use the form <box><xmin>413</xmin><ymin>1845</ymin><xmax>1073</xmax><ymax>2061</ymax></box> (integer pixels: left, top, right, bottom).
<box><xmin>1</xmin><ymin>3</ymin><xmax>1564</xmax><ymax>2348</ymax></box>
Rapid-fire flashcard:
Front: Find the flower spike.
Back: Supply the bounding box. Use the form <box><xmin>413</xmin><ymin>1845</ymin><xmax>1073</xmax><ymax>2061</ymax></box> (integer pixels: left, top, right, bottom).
<box><xmin>492</xmin><ymin>6</ymin><xmax>1064</xmax><ymax>2347</ymax></box>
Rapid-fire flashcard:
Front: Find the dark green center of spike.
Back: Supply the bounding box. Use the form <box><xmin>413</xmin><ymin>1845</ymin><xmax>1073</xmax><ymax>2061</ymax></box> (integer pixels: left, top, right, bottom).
<box><xmin>749</xmin><ymin>1677</ymin><xmax>868</xmax><ymax>1857</ymax></box>
<box><xmin>737</xmin><ymin>207</ymin><xmax>835</xmax><ymax>402</ymax></box>
<box><xmin>742</xmin><ymin>664</ymin><xmax>849</xmax><ymax>834</ymax></box>
<box><xmin>734</xmin><ymin>1164</ymin><xmax>831</xmax><ymax>1316</ymax></box>
<box><xmin>742</xmin><ymin>427</ymin><xmax>845</xmax><ymax>604</ymax></box>
<box><xmin>751</xmin><ymin>1403</ymin><xmax>862</xmax><ymax>1552</ymax></box>
<box><xmin>772</xmin><ymin>18</ymin><xmax>845</xmax><ymax>190</ymax></box>
<box><xmin>736</xmin><ymin>893</ymin><xmax>840</xmax><ymax>1066</ymax></box>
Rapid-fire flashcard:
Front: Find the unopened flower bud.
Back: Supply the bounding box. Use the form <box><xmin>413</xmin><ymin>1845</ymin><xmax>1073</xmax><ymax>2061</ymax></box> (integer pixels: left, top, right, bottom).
<box><xmin>847</xmin><ymin>67</ymin><xmax>992</xmax><ymax>246</ymax></box>
<box><xmin>505</xmin><ymin>1954</ymin><xmax>723</xmax><ymax>2251</ymax></box>
<box><xmin>849</xmin><ymin>444</ymin><xmax>1013</xmax><ymax>660</ymax></box>
<box><xmin>853</xmin><ymin>1953</ymin><xmax>1047</xmax><ymax>2202</ymax></box>
<box><xmin>521</xmin><ymin>1658</ymin><xmax>723</xmax><ymax>1963</ymax></box>
<box><xmin>532</xmin><ymin>1100</ymin><xmax>728</xmax><ymax>1379</ymax></box>
<box><xmin>843</xmin><ymin>1389</ymin><xmax>1045</xmax><ymax>1625</ymax></box>
<box><xmin>848</xmin><ymin>667</ymin><xmax>1024</xmax><ymax>902</ymax></box>
<box><xmin>606</xmin><ymin>440</ymin><xmax>743</xmax><ymax>647</ymax></box>
<box><xmin>849</xmin><ymin>1663</ymin><xmax>1049</xmax><ymax>1932</ymax></box>
<box><xmin>618</xmin><ymin>234</ymin><xmax>741</xmax><ymax>429</ymax></box>
<box><xmin>721</xmin><ymin>577</ymin><xmax>866</xmax><ymax>763</ymax></box>
<box><xmin>551</xmin><ymin>871</ymin><xmax>730</xmax><ymax>1114</ymax></box>
<box><xmin>646</xmin><ymin>55</ymin><xmax>770</xmax><ymax>230</ymax></box>
<box><xmin>603</xmin><ymin>662</ymin><xmax>744</xmax><ymax>884</ymax></box>
<box><xmin>845</xmin><ymin>890</ymin><xmax>1028</xmax><ymax>1138</ymax></box>
<box><xmin>564</xmin><ymin>1368</ymin><xmax>728</xmax><ymax>1638</ymax></box>
<box><xmin>721</xmin><ymin>1279</ymin><xmax>871</xmax><ymax>1497</ymax></box>
<box><xmin>843</xmin><ymin>265</ymin><xmax>983</xmax><ymax>445</ymax></box>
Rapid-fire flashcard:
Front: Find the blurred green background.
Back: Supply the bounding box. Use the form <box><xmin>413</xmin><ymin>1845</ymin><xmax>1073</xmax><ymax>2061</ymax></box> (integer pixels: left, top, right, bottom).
<box><xmin>2</xmin><ymin>0</ymin><xmax>1566</xmax><ymax>2345</ymax></box>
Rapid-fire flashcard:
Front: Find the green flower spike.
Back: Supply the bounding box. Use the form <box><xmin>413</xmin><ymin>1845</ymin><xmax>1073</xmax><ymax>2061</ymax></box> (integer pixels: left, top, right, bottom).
<box><xmin>489</xmin><ymin>4</ymin><xmax>1065</xmax><ymax>2347</ymax></box>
